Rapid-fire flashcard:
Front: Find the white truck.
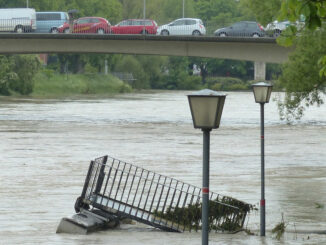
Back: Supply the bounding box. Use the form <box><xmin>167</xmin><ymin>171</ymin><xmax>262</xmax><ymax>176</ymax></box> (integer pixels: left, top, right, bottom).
<box><xmin>0</xmin><ymin>8</ymin><xmax>36</xmax><ymax>33</ymax></box>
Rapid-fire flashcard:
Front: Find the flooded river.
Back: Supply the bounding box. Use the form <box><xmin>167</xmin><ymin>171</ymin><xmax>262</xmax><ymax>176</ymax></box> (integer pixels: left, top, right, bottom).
<box><xmin>0</xmin><ymin>91</ymin><xmax>325</xmax><ymax>244</ymax></box>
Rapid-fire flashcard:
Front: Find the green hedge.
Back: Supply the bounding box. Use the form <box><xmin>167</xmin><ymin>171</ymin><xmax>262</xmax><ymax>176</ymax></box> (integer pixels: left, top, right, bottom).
<box><xmin>206</xmin><ymin>77</ymin><xmax>250</xmax><ymax>91</ymax></box>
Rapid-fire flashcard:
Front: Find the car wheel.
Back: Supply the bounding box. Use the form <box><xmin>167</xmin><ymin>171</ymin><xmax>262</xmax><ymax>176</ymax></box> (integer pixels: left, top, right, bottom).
<box><xmin>273</xmin><ymin>30</ymin><xmax>281</xmax><ymax>38</ymax></box>
<box><xmin>15</xmin><ymin>26</ymin><xmax>24</xmax><ymax>33</ymax></box>
<box><xmin>219</xmin><ymin>32</ymin><xmax>227</xmax><ymax>37</ymax></box>
<box><xmin>161</xmin><ymin>30</ymin><xmax>169</xmax><ymax>36</ymax></box>
<box><xmin>51</xmin><ymin>28</ymin><xmax>59</xmax><ymax>34</ymax></box>
<box><xmin>97</xmin><ymin>28</ymin><xmax>105</xmax><ymax>34</ymax></box>
<box><xmin>192</xmin><ymin>30</ymin><xmax>201</xmax><ymax>36</ymax></box>
<box><xmin>252</xmin><ymin>33</ymin><xmax>260</xmax><ymax>38</ymax></box>
<box><xmin>64</xmin><ymin>28</ymin><xmax>70</xmax><ymax>34</ymax></box>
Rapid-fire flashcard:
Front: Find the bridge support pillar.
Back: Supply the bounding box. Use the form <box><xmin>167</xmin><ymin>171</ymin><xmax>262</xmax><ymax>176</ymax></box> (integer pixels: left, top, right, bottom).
<box><xmin>254</xmin><ymin>61</ymin><xmax>266</xmax><ymax>80</ymax></box>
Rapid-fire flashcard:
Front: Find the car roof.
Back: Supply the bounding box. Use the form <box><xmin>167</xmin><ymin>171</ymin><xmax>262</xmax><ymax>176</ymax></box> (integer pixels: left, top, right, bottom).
<box><xmin>78</xmin><ymin>17</ymin><xmax>106</xmax><ymax>19</ymax></box>
<box><xmin>174</xmin><ymin>18</ymin><xmax>201</xmax><ymax>21</ymax></box>
<box><xmin>237</xmin><ymin>21</ymin><xmax>258</xmax><ymax>24</ymax></box>
<box><xmin>36</xmin><ymin>11</ymin><xmax>67</xmax><ymax>13</ymax></box>
<box><xmin>125</xmin><ymin>19</ymin><xmax>153</xmax><ymax>21</ymax></box>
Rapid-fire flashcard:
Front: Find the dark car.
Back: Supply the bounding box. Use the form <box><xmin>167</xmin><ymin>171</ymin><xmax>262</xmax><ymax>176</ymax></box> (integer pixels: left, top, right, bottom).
<box><xmin>111</xmin><ymin>19</ymin><xmax>158</xmax><ymax>34</ymax></box>
<box><xmin>214</xmin><ymin>21</ymin><xmax>265</xmax><ymax>37</ymax></box>
<box><xmin>58</xmin><ymin>17</ymin><xmax>111</xmax><ymax>34</ymax></box>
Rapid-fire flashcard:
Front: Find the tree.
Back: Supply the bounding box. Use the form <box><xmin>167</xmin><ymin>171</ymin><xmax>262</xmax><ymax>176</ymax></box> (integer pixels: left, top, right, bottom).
<box><xmin>195</xmin><ymin>0</ymin><xmax>245</xmax><ymax>33</ymax></box>
<box><xmin>10</xmin><ymin>55</ymin><xmax>41</xmax><ymax>95</ymax></box>
<box><xmin>244</xmin><ymin>0</ymin><xmax>326</xmax><ymax>120</ymax></box>
<box><xmin>0</xmin><ymin>56</ymin><xmax>18</xmax><ymax>95</ymax></box>
<box><xmin>277</xmin><ymin>28</ymin><xmax>326</xmax><ymax>121</ymax></box>
<box><xmin>240</xmin><ymin>0</ymin><xmax>281</xmax><ymax>25</ymax></box>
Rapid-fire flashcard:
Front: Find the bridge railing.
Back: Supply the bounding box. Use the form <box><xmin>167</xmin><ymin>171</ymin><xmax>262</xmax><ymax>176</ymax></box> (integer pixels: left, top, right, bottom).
<box><xmin>78</xmin><ymin>155</ymin><xmax>253</xmax><ymax>232</ymax></box>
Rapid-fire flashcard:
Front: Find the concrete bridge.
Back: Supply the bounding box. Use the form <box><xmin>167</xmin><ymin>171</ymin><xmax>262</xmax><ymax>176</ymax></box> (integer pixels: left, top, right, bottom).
<box><xmin>0</xmin><ymin>34</ymin><xmax>292</xmax><ymax>64</ymax></box>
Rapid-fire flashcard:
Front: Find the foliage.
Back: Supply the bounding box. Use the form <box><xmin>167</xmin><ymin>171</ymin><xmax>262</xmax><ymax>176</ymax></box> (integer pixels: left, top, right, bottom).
<box><xmin>240</xmin><ymin>0</ymin><xmax>282</xmax><ymax>26</ymax></box>
<box><xmin>195</xmin><ymin>0</ymin><xmax>245</xmax><ymax>34</ymax></box>
<box><xmin>0</xmin><ymin>55</ymin><xmax>41</xmax><ymax>95</ymax></box>
<box><xmin>115</xmin><ymin>55</ymin><xmax>150</xmax><ymax>89</ymax></box>
<box><xmin>277</xmin><ymin>28</ymin><xmax>326</xmax><ymax>121</ymax></box>
<box><xmin>207</xmin><ymin>77</ymin><xmax>249</xmax><ymax>91</ymax></box>
<box><xmin>277</xmin><ymin>0</ymin><xmax>326</xmax><ymax>72</ymax></box>
<box><xmin>32</xmin><ymin>72</ymin><xmax>131</xmax><ymax>97</ymax></box>
<box><xmin>0</xmin><ymin>55</ymin><xmax>18</xmax><ymax>95</ymax></box>
<box><xmin>154</xmin><ymin>196</ymin><xmax>253</xmax><ymax>232</ymax></box>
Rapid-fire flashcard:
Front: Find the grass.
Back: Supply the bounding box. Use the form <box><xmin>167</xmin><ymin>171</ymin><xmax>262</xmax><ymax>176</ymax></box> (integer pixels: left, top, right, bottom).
<box><xmin>32</xmin><ymin>72</ymin><xmax>132</xmax><ymax>98</ymax></box>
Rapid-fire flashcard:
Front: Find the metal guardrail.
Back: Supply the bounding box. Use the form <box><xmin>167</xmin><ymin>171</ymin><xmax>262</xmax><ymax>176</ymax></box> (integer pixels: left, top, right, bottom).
<box><xmin>76</xmin><ymin>155</ymin><xmax>252</xmax><ymax>232</ymax></box>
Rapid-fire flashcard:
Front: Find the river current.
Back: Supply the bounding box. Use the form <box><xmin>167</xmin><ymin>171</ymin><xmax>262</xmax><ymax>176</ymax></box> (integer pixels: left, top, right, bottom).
<box><xmin>0</xmin><ymin>91</ymin><xmax>325</xmax><ymax>244</ymax></box>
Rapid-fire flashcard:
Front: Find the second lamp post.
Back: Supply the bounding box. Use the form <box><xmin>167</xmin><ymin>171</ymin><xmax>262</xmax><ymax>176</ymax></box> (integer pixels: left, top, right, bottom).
<box><xmin>187</xmin><ymin>89</ymin><xmax>226</xmax><ymax>245</ymax></box>
<box><xmin>252</xmin><ymin>82</ymin><xmax>273</xmax><ymax>237</ymax></box>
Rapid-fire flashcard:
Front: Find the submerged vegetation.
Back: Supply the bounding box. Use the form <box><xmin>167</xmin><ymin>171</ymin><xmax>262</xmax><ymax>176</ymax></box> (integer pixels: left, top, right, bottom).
<box><xmin>272</xmin><ymin>214</ymin><xmax>287</xmax><ymax>240</ymax></box>
<box><xmin>154</xmin><ymin>196</ymin><xmax>254</xmax><ymax>232</ymax></box>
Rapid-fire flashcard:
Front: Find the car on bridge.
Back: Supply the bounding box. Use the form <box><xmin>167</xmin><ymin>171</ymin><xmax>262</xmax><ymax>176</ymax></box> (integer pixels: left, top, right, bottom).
<box><xmin>157</xmin><ymin>18</ymin><xmax>206</xmax><ymax>36</ymax></box>
<box><xmin>111</xmin><ymin>19</ymin><xmax>158</xmax><ymax>34</ymax></box>
<box><xmin>264</xmin><ymin>19</ymin><xmax>305</xmax><ymax>38</ymax></box>
<box><xmin>214</xmin><ymin>21</ymin><xmax>265</xmax><ymax>37</ymax></box>
<box><xmin>35</xmin><ymin>11</ymin><xmax>69</xmax><ymax>33</ymax></box>
<box><xmin>57</xmin><ymin>17</ymin><xmax>111</xmax><ymax>34</ymax></box>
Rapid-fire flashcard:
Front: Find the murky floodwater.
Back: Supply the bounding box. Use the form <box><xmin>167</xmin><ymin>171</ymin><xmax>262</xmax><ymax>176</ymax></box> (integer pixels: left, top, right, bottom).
<box><xmin>0</xmin><ymin>91</ymin><xmax>325</xmax><ymax>244</ymax></box>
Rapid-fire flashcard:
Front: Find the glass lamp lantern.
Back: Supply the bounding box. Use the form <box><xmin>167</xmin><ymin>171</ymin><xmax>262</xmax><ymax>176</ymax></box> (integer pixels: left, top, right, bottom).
<box><xmin>252</xmin><ymin>82</ymin><xmax>273</xmax><ymax>104</ymax></box>
<box><xmin>187</xmin><ymin>89</ymin><xmax>226</xmax><ymax>129</ymax></box>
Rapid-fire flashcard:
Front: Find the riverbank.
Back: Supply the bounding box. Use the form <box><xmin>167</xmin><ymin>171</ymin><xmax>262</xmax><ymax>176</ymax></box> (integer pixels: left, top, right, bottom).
<box><xmin>31</xmin><ymin>72</ymin><xmax>132</xmax><ymax>98</ymax></box>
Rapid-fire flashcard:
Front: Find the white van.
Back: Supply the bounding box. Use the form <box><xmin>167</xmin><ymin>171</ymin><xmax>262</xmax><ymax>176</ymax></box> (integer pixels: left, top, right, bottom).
<box><xmin>0</xmin><ymin>8</ymin><xmax>36</xmax><ymax>33</ymax></box>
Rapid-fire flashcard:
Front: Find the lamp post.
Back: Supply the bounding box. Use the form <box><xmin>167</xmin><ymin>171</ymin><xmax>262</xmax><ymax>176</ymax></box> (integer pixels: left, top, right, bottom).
<box><xmin>252</xmin><ymin>82</ymin><xmax>273</xmax><ymax>237</ymax></box>
<box><xmin>183</xmin><ymin>0</ymin><xmax>185</xmax><ymax>18</ymax></box>
<box><xmin>187</xmin><ymin>89</ymin><xmax>226</xmax><ymax>245</ymax></box>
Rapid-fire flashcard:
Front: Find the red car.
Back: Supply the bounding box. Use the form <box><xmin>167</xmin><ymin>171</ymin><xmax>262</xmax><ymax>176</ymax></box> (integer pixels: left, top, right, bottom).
<box><xmin>111</xmin><ymin>19</ymin><xmax>158</xmax><ymax>34</ymax></box>
<box><xmin>58</xmin><ymin>17</ymin><xmax>111</xmax><ymax>34</ymax></box>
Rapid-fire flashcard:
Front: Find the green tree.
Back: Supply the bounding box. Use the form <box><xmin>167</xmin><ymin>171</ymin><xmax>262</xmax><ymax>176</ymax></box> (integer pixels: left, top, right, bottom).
<box><xmin>115</xmin><ymin>55</ymin><xmax>150</xmax><ymax>89</ymax></box>
<box><xmin>0</xmin><ymin>56</ymin><xmax>18</xmax><ymax>95</ymax></box>
<box><xmin>10</xmin><ymin>55</ymin><xmax>41</xmax><ymax>95</ymax></box>
<box><xmin>240</xmin><ymin>0</ymin><xmax>282</xmax><ymax>25</ymax></box>
<box><xmin>278</xmin><ymin>28</ymin><xmax>326</xmax><ymax>121</ymax></box>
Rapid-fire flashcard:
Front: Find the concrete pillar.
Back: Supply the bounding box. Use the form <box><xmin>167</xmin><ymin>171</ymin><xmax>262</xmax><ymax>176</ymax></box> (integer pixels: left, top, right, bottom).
<box><xmin>104</xmin><ymin>59</ymin><xmax>108</xmax><ymax>75</ymax></box>
<box><xmin>254</xmin><ymin>61</ymin><xmax>266</xmax><ymax>80</ymax></box>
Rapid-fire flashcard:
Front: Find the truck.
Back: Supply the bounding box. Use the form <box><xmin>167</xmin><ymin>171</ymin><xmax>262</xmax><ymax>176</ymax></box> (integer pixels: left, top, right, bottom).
<box><xmin>0</xmin><ymin>8</ymin><xmax>36</xmax><ymax>33</ymax></box>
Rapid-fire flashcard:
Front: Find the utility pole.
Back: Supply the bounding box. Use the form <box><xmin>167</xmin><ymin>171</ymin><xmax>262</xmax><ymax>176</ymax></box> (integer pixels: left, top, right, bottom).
<box><xmin>183</xmin><ymin>0</ymin><xmax>185</xmax><ymax>18</ymax></box>
<box><xmin>143</xmin><ymin>0</ymin><xmax>146</xmax><ymax>19</ymax></box>
<box><xmin>26</xmin><ymin>0</ymin><xmax>29</xmax><ymax>8</ymax></box>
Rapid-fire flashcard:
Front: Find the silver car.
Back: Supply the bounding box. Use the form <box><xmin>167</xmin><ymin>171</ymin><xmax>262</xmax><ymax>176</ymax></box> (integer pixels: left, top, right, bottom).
<box><xmin>157</xmin><ymin>18</ymin><xmax>206</xmax><ymax>36</ymax></box>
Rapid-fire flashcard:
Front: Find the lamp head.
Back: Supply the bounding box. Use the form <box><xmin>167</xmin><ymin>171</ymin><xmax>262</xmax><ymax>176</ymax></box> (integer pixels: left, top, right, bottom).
<box><xmin>252</xmin><ymin>82</ymin><xmax>273</xmax><ymax>104</ymax></box>
<box><xmin>187</xmin><ymin>89</ymin><xmax>226</xmax><ymax>129</ymax></box>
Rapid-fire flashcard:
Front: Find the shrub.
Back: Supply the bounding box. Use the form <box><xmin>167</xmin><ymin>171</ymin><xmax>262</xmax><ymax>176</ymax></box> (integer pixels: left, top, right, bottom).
<box><xmin>207</xmin><ymin>77</ymin><xmax>249</xmax><ymax>91</ymax></box>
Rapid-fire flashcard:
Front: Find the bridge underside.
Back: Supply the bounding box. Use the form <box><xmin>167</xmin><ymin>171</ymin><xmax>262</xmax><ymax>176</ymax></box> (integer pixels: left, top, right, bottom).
<box><xmin>0</xmin><ymin>34</ymin><xmax>293</xmax><ymax>63</ymax></box>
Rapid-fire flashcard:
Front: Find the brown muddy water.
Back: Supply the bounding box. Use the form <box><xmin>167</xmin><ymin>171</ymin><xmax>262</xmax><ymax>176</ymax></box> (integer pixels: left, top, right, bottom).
<box><xmin>0</xmin><ymin>91</ymin><xmax>325</xmax><ymax>245</ymax></box>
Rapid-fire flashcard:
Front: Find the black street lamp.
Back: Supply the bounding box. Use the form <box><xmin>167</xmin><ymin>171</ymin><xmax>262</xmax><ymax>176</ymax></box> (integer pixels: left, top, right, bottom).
<box><xmin>187</xmin><ymin>89</ymin><xmax>226</xmax><ymax>245</ymax></box>
<box><xmin>252</xmin><ymin>82</ymin><xmax>273</xmax><ymax>237</ymax></box>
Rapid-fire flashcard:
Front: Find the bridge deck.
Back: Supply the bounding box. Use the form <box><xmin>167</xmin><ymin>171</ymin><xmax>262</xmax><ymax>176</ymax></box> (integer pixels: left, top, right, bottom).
<box><xmin>0</xmin><ymin>34</ymin><xmax>292</xmax><ymax>63</ymax></box>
